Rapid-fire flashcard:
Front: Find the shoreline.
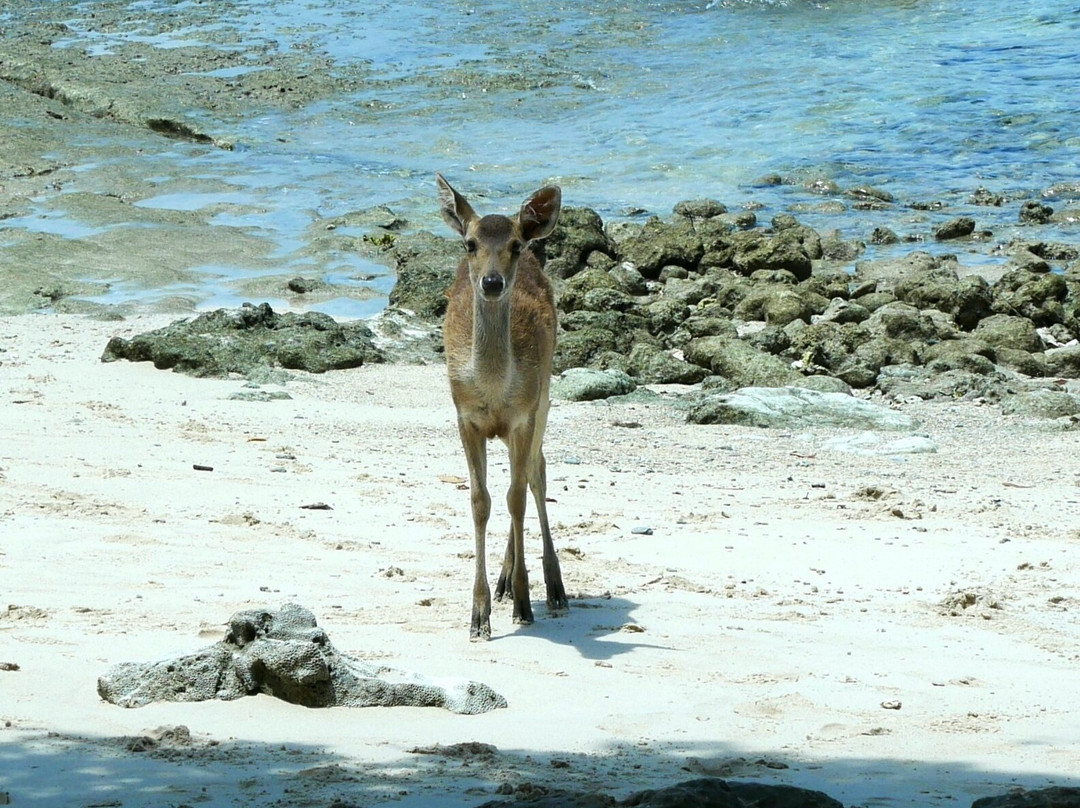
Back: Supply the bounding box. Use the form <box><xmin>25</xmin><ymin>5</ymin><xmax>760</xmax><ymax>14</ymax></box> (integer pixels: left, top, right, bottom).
<box><xmin>4</xmin><ymin>2</ymin><xmax>1080</xmax><ymax>321</ymax></box>
<box><xmin>3</xmin><ymin>3</ymin><xmax>1080</xmax><ymax>804</ymax></box>
<box><xmin>2</xmin><ymin>313</ymin><xmax>1079</xmax><ymax>806</ymax></box>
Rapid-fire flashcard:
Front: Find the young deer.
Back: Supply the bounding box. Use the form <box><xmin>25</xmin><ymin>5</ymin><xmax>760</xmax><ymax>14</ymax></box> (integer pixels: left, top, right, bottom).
<box><xmin>437</xmin><ymin>173</ymin><xmax>569</xmax><ymax>640</ymax></box>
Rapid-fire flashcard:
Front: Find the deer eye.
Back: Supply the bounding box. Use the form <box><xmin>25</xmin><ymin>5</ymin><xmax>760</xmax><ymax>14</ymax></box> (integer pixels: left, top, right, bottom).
<box><xmin>464</xmin><ymin>238</ymin><xmax>478</xmax><ymax>254</ymax></box>
<box><xmin>509</xmin><ymin>241</ymin><xmax>523</xmax><ymax>256</ymax></box>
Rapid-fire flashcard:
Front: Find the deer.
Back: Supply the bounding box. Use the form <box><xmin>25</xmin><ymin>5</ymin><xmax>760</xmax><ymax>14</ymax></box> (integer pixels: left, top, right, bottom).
<box><xmin>436</xmin><ymin>173</ymin><xmax>569</xmax><ymax>640</ymax></box>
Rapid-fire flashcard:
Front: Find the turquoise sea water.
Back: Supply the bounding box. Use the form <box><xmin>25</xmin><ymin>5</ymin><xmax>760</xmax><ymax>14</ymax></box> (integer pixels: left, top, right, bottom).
<box><xmin>16</xmin><ymin>1</ymin><xmax>1080</xmax><ymax>311</ymax></box>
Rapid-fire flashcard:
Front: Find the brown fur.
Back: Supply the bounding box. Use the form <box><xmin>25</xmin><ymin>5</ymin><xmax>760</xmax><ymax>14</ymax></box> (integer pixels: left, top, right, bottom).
<box><xmin>437</xmin><ymin>173</ymin><xmax>568</xmax><ymax>640</ymax></box>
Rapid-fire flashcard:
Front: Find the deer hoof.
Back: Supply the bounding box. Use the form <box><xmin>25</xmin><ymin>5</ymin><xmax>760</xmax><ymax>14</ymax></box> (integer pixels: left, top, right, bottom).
<box><xmin>547</xmin><ymin>596</ymin><xmax>569</xmax><ymax>616</ymax></box>
<box><xmin>470</xmin><ymin>607</ymin><xmax>491</xmax><ymax>641</ymax></box>
<box><xmin>512</xmin><ymin>601</ymin><xmax>535</xmax><ymax>626</ymax></box>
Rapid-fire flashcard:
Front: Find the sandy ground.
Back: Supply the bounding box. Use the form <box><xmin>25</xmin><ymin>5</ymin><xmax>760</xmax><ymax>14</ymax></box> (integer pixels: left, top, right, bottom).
<box><xmin>1</xmin><ymin>313</ymin><xmax>1079</xmax><ymax>808</ymax></box>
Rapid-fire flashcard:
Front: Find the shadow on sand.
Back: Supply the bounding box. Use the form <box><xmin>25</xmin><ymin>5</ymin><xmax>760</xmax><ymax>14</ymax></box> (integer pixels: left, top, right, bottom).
<box><xmin>2</xmin><ymin>724</ymin><xmax>1076</xmax><ymax>808</ymax></box>
<box><xmin>488</xmin><ymin>593</ymin><xmax>670</xmax><ymax>661</ymax></box>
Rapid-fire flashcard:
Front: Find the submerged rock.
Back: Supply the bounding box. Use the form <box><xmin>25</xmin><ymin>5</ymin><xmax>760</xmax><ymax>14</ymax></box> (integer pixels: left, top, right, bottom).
<box><xmin>934</xmin><ymin>216</ymin><xmax>976</xmax><ymax>240</ymax></box>
<box><xmin>98</xmin><ymin>603</ymin><xmax>506</xmax><ymax>715</ymax></box>
<box><xmin>1019</xmin><ymin>200</ymin><xmax>1054</xmax><ymax>225</ymax></box>
<box><xmin>101</xmin><ymin>303</ymin><xmax>383</xmax><ymax>377</ymax></box>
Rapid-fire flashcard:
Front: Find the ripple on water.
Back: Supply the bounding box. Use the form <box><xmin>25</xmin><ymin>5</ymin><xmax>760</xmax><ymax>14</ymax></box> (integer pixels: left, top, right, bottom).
<box><xmin>12</xmin><ymin>0</ymin><xmax>1080</xmax><ymax>313</ymax></box>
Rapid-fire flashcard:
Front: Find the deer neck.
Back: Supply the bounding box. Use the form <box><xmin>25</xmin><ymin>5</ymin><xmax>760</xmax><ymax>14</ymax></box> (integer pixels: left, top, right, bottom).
<box><xmin>470</xmin><ymin>292</ymin><xmax>513</xmax><ymax>386</ymax></box>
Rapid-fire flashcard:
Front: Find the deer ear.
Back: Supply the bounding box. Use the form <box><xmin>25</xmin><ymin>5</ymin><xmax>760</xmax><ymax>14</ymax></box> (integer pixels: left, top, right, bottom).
<box><xmin>436</xmin><ymin>173</ymin><xmax>476</xmax><ymax>238</ymax></box>
<box><xmin>519</xmin><ymin>185</ymin><xmax>561</xmax><ymax>242</ymax></box>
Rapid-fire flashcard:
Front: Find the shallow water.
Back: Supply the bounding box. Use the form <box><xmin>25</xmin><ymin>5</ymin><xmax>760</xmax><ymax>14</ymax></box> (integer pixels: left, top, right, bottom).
<box><xmin>7</xmin><ymin>0</ymin><xmax>1080</xmax><ymax>314</ymax></box>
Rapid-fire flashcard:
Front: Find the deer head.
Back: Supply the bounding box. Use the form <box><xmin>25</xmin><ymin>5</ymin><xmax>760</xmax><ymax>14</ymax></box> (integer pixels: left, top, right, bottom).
<box><xmin>437</xmin><ymin>173</ymin><xmax>561</xmax><ymax>301</ymax></box>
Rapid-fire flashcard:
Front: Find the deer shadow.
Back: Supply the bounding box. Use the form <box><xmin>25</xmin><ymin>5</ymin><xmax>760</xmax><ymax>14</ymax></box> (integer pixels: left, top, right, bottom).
<box><xmin>491</xmin><ymin>593</ymin><xmax>669</xmax><ymax>662</ymax></box>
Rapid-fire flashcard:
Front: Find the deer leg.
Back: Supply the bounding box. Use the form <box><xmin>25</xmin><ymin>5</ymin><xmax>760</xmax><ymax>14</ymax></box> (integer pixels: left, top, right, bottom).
<box><xmin>458</xmin><ymin>420</ymin><xmax>492</xmax><ymax>641</ymax></box>
<box><xmin>506</xmin><ymin>426</ymin><xmax>534</xmax><ymax>626</ymax></box>
<box><xmin>530</xmin><ymin>447</ymin><xmax>568</xmax><ymax>614</ymax></box>
<box><xmin>494</xmin><ymin>528</ymin><xmax>515</xmax><ymax>602</ymax></box>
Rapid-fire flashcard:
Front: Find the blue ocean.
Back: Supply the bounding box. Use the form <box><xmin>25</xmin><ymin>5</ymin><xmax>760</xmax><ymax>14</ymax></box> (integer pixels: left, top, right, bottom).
<box><xmin>10</xmin><ymin>0</ymin><xmax>1080</xmax><ymax>313</ymax></box>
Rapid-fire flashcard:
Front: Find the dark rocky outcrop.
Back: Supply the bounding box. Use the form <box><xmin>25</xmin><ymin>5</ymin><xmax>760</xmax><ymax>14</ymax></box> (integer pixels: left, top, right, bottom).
<box><xmin>992</xmin><ymin>268</ymin><xmax>1068</xmax><ymax>326</ymax></box>
<box><xmin>730</xmin><ymin>230</ymin><xmax>813</xmax><ymax>281</ymax></box>
<box><xmin>683</xmin><ymin>336</ymin><xmax>802</xmax><ymax>389</ymax></box>
<box><xmin>619</xmin><ymin>217</ymin><xmax>704</xmax><ymax>279</ymax></box>
<box><xmin>103</xmin><ymin>194</ymin><xmax>1080</xmax><ymax>414</ymax></box>
<box><xmin>476</xmin><ymin>780</ymin><xmax>1080</xmax><ymax>808</ymax></box>
<box><xmin>381</xmin><ymin>230</ymin><xmax>460</xmax><ymax>318</ymax></box>
<box><xmin>935</xmin><ymin>216</ymin><xmax>976</xmax><ymax>240</ymax></box>
<box><xmin>476</xmin><ymin>778</ymin><xmax>844</xmax><ymax>808</ymax></box>
<box><xmin>101</xmin><ymin>303</ymin><xmax>383</xmax><ymax>377</ymax></box>
<box><xmin>544</xmin><ymin>206</ymin><xmax>618</xmax><ymax>279</ymax></box>
<box><xmin>972</xmin><ymin>787</ymin><xmax>1080</xmax><ymax>808</ymax></box>
<box><xmin>536</xmin><ymin>204</ymin><xmax>1080</xmax><ymax>402</ymax></box>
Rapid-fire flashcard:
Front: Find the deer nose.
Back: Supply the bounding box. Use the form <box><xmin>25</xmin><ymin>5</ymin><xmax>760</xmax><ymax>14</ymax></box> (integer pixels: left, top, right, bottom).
<box><xmin>481</xmin><ymin>273</ymin><xmax>505</xmax><ymax>297</ymax></box>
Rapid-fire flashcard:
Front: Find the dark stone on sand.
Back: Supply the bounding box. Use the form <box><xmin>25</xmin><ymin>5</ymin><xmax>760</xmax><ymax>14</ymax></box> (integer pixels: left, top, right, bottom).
<box><xmin>98</xmin><ymin>603</ymin><xmax>505</xmax><ymax>715</ymax></box>
<box><xmin>971</xmin><ymin>786</ymin><xmax>1080</xmax><ymax>808</ymax></box>
<box><xmin>476</xmin><ymin>777</ymin><xmax>844</xmax><ymax>808</ymax></box>
<box><xmin>101</xmin><ymin>303</ymin><xmax>383</xmax><ymax>378</ymax></box>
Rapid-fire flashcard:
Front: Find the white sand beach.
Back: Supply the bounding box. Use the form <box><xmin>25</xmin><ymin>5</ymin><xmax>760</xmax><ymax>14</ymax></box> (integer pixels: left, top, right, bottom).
<box><xmin>2</xmin><ymin>313</ymin><xmax>1078</xmax><ymax>807</ymax></box>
